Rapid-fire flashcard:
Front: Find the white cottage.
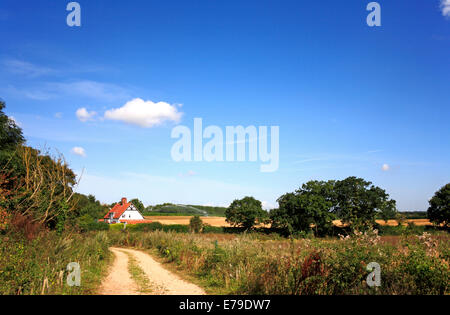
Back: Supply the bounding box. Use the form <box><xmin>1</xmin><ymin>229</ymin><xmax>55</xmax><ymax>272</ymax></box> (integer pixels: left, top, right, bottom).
<box><xmin>103</xmin><ymin>197</ymin><xmax>146</xmax><ymax>224</ymax></box>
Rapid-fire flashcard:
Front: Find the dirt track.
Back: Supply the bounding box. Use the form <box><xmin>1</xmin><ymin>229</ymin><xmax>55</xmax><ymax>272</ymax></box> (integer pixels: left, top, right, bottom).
<box><xmin>99</xmin><ymin>247</ymin><xmax>205</xmax><ymax>295</ymax></box>
<box><xmin>98</xmin><ymin>248</ymin><xmax>139</xmax><ymax>295</ymax></box>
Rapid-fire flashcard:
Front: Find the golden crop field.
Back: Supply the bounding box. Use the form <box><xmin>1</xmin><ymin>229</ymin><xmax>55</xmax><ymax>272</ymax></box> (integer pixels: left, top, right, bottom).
<box><xmin>144</xmin><ymin>216</ymin><xmax>232</xmax><ymax>227</ymax></box>
<box><xmin>145</xmin><ymin>216</ymin><xmax>434</xmax><ymax>227</ymax></box>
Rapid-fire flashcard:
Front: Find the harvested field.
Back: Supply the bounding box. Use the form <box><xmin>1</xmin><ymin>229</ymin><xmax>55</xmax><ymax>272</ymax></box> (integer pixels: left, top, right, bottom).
<box><xmin>144</xmin><ymin>216</ymin><xmax>231</xmax><ymax>227</ymax></box>
<box><xmin>145</xmin><ymin>216</ymin><xmax>434</xmax><ymax>228</ymax></box>
<box><xmin>333</xmin><ymin>219</ymin><xmax>433</xmax><ymax>227</ymax></box>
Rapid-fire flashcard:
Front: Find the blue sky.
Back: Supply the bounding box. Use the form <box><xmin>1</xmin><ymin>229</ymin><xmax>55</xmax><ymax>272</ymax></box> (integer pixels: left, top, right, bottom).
<box><xmin>1</xmin><ymin>0</ymin><xmax>449</xmax><ymax>211</ymax></box>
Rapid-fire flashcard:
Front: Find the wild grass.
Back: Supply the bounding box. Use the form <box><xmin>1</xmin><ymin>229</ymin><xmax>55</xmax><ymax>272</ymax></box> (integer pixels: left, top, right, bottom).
<box><xmin>0</xmin><ymin>231</ymin><xmax>111</xmax><ymax>295</ymax></box>
<box><xmin>2</xmin><ymin>227</ymin><xmax>448</xmax><ymax>295</ymax></box>
<box><xmin>108</xmin><ymin>230</ymin><xmax>449</xmax><ymax>295</ymax></box>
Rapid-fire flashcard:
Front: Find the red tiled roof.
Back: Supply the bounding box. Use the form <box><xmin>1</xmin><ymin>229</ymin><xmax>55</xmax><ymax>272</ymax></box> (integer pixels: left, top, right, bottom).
<box><xmin>104</xmin><ymin>202</ymin><xmax>132</xmax><ymax>219</ymax></box>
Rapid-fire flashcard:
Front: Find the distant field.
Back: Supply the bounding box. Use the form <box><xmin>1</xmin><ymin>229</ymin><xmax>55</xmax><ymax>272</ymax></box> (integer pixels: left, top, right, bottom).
<box><xmin>145</xmin><ymin>216</ymin><xmax>434</xmax><ymax>228</ymax></box>
<box><xmin>143</xmin><ymin>204</ymin><xmax>227</xmax><ymax>217</ymax></box>
<box><xmin>144</xmin><ymin>216</ymin><xmax>231</xmax><ymax>227</ymax></box>
<box><xmin>143</xmin><ymin>212</ymin><xmax>200</xmax><ymax>217</ymax></box>
<box><xmin>333</xmin><ymin>219</ymin><xmax>433</xmax><ymax>227</ymax></box>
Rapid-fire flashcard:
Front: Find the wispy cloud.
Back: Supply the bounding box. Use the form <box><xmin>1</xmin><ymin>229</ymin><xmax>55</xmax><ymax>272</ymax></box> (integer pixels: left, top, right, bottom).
<box><xmin>293</xmin><ymin>157</ymin><xmax>330</xmax><ymax>164</ymax></box>
<box><xmin>52</xmin><ymin>81</ymin><xmax>131</xmax><ymax>102</ymax></box>
<box><xmin>3</xmin><ymin>80</ymin><xmax>132</xmax><ymax>102</ymax></box>
<box><xmin>288</xmin><ymin>151</ymin><xmax>393</xmax><ymax>173</ymax></box>
<box><xmin>367</xmin><ymin>149</ymin><xmax>383</xmax><ymax>154</ymax></box>
<box><xmin>2</xmin><ymin>59</ymin><xmax>56</xmax><ymax>78</ymax></box>
<box><xmin>178</xmin><ymin>170</ymin><xmax>197</xmax><ymax>177</ymax></box>
<box><xmin>0</xmin><ymin>85</ymin><xmax>54</xmax><ymax>101</ymax></box>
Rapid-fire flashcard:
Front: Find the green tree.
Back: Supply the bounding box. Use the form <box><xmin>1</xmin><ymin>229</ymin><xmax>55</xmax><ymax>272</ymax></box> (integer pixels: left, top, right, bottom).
<box><xmin>225</xmin><ymin>196</ymin><xmax>266</xmax><ymax>230</ymax></box>
<box><xmin>0</xmin><ymin>100</ymin><xmax>24</xmax><ymax>152</ymax></box>
<box><xmin>189</xmin><ymin>215</ymin><xmax>203</xmax><ymax>233</ymax></box>
<box><xmin>0</xmin><ymin>102</ymin><xmax>77</xmax><ymax>227</ymax></box>
<box><xmin>71</xmin><ymin>193</ymin><xmax>108</xmax><ymax>228</ymax></box>
<box><xmin>427</xmin><ymin>183</ymin><xmax>450</xmax><ymax>228</ymax></box>
<box><xmin>130</xmin><ymin>198</ymin><xmax>145</xmax><ymax>213</ymax></box>
<box><xmin>271</xmin><ymin>181</ymin><xmax>336</xmax><ymax>236</ymax></box>
<box><xmin>378</xmin><ymin>199</ymin><xmax>398</xmax><ymax>223</ymax></box>
<box><xmin>333</xmin><ymin>177</ymin><xmax>396</xmax><ymax>230</ymax></box>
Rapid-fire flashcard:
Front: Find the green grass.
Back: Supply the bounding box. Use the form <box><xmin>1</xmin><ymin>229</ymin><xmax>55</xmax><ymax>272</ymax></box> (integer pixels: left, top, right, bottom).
<box><xmin>0</xmin><ymin>231</ymin><xmax>111</xmax><ymax>295</ymax></box>
<box><xmin>124</xmin><ymin>252</ymin><xmax>153</xmax><ymax>294</ymax></box>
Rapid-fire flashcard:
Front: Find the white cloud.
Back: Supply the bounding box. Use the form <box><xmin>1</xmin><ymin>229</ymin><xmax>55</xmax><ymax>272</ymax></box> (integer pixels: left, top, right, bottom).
<box><xmin>442</xmin><ymin>0</ymin><xmax>450</xmax><ymax>17</ymax></box>
<box><xmin>76</xmin><ymin>108</ymin><xmax>97</xmax><ymax>122</ymax></box>
<box><xmin>104</xmin><ymin>98</ymin><xmax>183</xmax><ymax>128</ymax></box>
<box><xmin>382</xmin><ymin>164</ymin><xmax>390</xmax><ymax>171</ymax></box>
<box><xmin>54</xmin><ymin>112</ymin><xmax>63</xmax><ymax>119</ymax></box>
<box><xmin>71</xmin><ymin>147</ymin><xmax>86</xmax><ymax>157</ymax></box>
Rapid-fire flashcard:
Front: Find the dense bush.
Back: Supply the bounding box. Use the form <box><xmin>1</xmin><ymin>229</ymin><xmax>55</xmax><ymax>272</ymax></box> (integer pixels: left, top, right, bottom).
<box><xmin>120</xmin><ymin>222</ymin><xmax>190</xmax><ymax>233</ymax></box>
<box><xmin>190</xmin><ymin>216</ymin><xmax>203</xmax><ymax>233</ymax></box>
<box><xmin>85</xmin><ymin>221</ymin><xmax>109</xmax><ymax>232</ymax></box>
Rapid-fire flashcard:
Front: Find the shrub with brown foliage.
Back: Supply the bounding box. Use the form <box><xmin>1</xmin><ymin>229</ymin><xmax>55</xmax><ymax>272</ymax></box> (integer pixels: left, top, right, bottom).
<box><xmin>7</xmin><ymin>213</ymin><xmax>44</xmax><ymax>241</ymax></box>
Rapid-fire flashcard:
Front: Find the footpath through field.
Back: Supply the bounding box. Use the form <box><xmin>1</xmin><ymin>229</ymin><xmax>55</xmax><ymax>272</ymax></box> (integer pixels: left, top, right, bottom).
<box><xmin>99</xmin><ymin>247</ymin><xmax>206</xmax><ymax>295</ymax></box>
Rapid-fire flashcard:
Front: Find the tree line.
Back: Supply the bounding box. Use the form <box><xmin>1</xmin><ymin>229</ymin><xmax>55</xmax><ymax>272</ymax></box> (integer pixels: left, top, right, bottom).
<box><xmin>226</xmin><ymin>179</ymin><xmax>449</xmax><ymax>236</ymax></box>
